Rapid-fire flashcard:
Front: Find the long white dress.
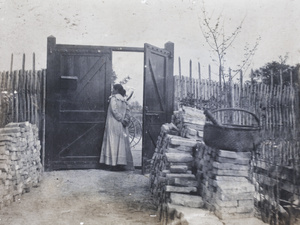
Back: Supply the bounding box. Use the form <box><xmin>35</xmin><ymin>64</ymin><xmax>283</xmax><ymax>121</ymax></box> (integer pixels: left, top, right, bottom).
<box><xmin>99</xmin><ymin>94</ymin><xmax>134</xmax><ymax>170</ymax></box>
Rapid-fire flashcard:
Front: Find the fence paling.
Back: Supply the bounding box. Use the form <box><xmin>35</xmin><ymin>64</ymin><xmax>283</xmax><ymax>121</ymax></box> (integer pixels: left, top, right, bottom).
<box><xmin>0</xmin><ymin>69</ymin><xmax>43</xmax><ymax>128</ymax></box>
<box><xmin>175</xmin><ymin>74</ymin><xmax>298</xmax><ymax>164</ymax></box>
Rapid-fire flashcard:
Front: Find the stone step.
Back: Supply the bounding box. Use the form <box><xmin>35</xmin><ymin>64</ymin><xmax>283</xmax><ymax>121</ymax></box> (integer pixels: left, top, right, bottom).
<box><xmin>165</xmin><ymin>173</ymin><xmax>195</xmax><ymax>179</ymax></box>
<box><xmin>166</xmin><ymin>185</ymin><xmax>197</xmax><ymax>193</ymax></box>
<box><xmin>165</xmin><ymin>153</ymin><xmax>193</xmax><ymax>163</ymax></box>
<box><xmin>165</xmin><ymin>147</ymin><xmax>193</xmax><ymax>154</ymax></box>
<box><xmin>214</xmin><ymin>209</ymin><xmax>254</xmax><ymax>220</ymax></box>
<box><xmin>166</xmin><ymin>134</ymin><xmax>198</xmax><ymax>147</ymax></box>
<box><xmin>170</xmin><ymin>193</ymin><xmax>204</xmax><ymax>208</ymax></box>
<box><xmin>174</xmin><ymin>178</ymin><xmax>198</xmax><ymax>187</ymax></box>
<box><xmin>215</xmin><ymin>156</ymin><xmax>250</xmax><ymax>165</ymax></box>
<box><xmin>217</xmin><ymin>150</ymin><xmax>251</xmax><ymax>159</ymax></box>
<box><xmin>213</xmin><ymin>162</ymin><xmax>249</xmax><ymax>171</ymax></box>
<box><xmin>212</xmin><ymin>168</ymin><xmax>249</xmax><ymax>177</ymax></box>
<box><xmin>170</xmin><ymin>165</ymin><xmax>188</xmax><ymax>173</ymax></box>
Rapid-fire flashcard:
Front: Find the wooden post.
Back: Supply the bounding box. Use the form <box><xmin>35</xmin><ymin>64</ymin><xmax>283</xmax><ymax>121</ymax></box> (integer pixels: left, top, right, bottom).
<box><xmin>198</xmin><ymin>62</ymin><xmax>201</xmax><ymax>81</ymax></box>
<box><xmin>17</xmin><ymin>70</ymin><xmax>22</xmax><ymax>122</ymax></box>
<box><xmin>22</xmin><ymin>54</ymin><xmax>25</xmax><ymax>73</ymax></box>
<box><xmin>280</xmin><ymin>68</ymin><xmax>283</xmax><ymax>86</ymax></box>
<box><xmin>10</xmin><ymin>54</ymin><xmax>13</xmax><ymax>74</ymax></box>
<box><xmin>208</xmin><ymin>65</ymin><xmax>211</xmax><ymax>83</ymax></box>
<box><xmin>6</xmin><ymin>71</ymin><xmax>12</xmax><ymax>124</ymax></box>
<box><xmin>26</xmin><ymin>71</ymin><xmax>30</xmax><ymax>122</ymax></box>
<box><xmin>229</xmin><ymin>68</ymin><xmax>232</xmax><ymax>107</ymax></box>
<box><xmin>251</xmin><ymin>69</ymin><xmax>254</xmax><ymax>84</ymax></box>
<box><xmin>219</xmin><ymin>65</ymin><xmax>222</xmax><ymax>86</ymax></box>
<box><xmin>239</xmin><ymin>70</ymin><xmax>243</xmax><ymax>107</ymax></box>
<box><xmin>21</xmin><ymin>54</ymin><xmax>26</xmax><ymax>122</ymax></box>
<box><xmin>240</xmin><ymin>70</ymin><xmax>243</xmax><ymax>89</ymax></box>
<box><xmin>8</xmin><ymin>70</ymin><xmax>14</xmax><ymax>124</ymax></box>
<box><xmin>178</xmin><ymin>57</ymin><xmax>182</xmax><ymax>101</ymax></box>
<box><xmin>271</xmin><ymin>69</ymin><xmax>274</xmax><ymax>87</ymax></box>
<box><xmin>33</xmin><ymin>52</ymin><xmax>36</xmax><ymax>73</ymax></box>
<box><xmin>164</xmin><ymin>41</ymin><xmax>174</xmax><ymax>122</ymax></box>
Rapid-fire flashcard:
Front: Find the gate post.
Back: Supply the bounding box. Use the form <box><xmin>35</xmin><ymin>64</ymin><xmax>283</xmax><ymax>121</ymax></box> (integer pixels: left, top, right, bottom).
<box><xmin>45</xmin><ymin>35</ymin><xmax>56</xmax><ymax>171</ymax></box>
<box><xmin>165</xmin><ymin>42</ymin><xmax>174</xmax><ymax>121</ymax></box>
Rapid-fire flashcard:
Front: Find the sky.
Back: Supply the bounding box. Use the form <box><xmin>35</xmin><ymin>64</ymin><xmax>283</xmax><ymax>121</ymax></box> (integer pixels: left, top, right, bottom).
<box><xmin>0</xmin><ymin>0</ymin><xmax>299</xmax><ymax>103</ymax></box>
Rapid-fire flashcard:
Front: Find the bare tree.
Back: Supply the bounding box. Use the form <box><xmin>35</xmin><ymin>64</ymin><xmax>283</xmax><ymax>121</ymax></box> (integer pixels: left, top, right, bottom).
<box><xmin>199</xmin><ymin>3</ymin><xmax>261</xmax><ymax>85</ymax></box>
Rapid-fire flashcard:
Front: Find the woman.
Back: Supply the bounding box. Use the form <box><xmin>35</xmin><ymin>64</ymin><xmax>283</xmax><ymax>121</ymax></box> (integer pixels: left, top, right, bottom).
<box><xmin>100</xmin><ymin>84</ymin><xmax>134</xmax><ymax>171</ymax></box>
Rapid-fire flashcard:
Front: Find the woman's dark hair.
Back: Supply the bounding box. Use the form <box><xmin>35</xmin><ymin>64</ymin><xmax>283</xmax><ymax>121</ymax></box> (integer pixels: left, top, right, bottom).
<box><xmin>113</xmin><ymin>84</ymin><xmax>126</xmax><ymax>97</ymax></box>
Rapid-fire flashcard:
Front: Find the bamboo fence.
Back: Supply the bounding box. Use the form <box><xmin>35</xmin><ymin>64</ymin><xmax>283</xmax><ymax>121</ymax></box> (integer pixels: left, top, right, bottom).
<box><xmin>175</xmin><ymin>73</ymin><xmax>300</xmax><ymax>223</ymax></box>
<box><xmin>0</xmin><ymin>69</ymin><xmax>46</xmax><ymax>128</ymax></box>
<box><xmin>174</xmin><ymin>75</ymin><xmax>299</xmax><ymax>165</ymax></box>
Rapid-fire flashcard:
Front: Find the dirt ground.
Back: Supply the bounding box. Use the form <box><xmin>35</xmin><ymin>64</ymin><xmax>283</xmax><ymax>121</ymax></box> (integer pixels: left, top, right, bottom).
<box><xmin>0</xmin><ymin>169</ymin><xmax>160</xmax><ymax>225</ymax></box>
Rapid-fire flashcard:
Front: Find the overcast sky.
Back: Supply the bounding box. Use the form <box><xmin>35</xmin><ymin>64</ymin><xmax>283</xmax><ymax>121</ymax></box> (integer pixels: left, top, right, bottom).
<box><xmin>0</xmin><ymin>0</ymin><xmax>299</xmax><ymax>103</ymax></box>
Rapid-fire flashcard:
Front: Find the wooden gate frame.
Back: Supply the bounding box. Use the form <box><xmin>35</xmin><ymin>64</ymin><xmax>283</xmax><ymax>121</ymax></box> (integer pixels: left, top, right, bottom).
<box><xmin>45</xmin><ymin>36</ymin><xmax>174</xmax><ymax>171</ymax></box>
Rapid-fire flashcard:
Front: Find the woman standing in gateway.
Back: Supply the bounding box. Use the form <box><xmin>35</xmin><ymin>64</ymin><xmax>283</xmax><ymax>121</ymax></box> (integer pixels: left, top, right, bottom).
<box><xmin>100</xmin><ymin>84</ymin><xmax>134</xmax><ymax>171</ymax></box>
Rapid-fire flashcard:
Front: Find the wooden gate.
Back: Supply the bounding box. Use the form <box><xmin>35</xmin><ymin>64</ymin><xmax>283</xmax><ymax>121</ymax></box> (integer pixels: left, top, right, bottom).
<box><xmin>45</xmin><ymin>36</ymin><xmax>112</xmax><ymax>170</ymax></box>
<box><xmin>45</xmin><ymin>36</ymin><xmax>174</xmax><ymax>172</ymax></box>
<box><xmin>143</xmin><ymin>42</ymin><xmax>174</xmax><ymax>174</ymax></box>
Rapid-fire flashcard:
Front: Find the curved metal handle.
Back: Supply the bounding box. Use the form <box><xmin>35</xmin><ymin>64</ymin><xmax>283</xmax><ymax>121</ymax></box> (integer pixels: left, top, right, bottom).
<box><xmin>211</xmin><ymin>108</ymin><xmax>260</xmax><ymax>125</ymax></box>
<box><xmin>204</xmin><ymin>110</ymin><xmax>222</xmax><ymax>126</ymax></box>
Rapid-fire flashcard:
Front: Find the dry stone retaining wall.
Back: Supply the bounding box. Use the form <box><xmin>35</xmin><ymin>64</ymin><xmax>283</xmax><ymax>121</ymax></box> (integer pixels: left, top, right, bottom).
<box><xmin>195</xmin><ymin>145</ymin><xmax>255</xmax><ymax>219</ymax></box>
<box><xmin>150</xmin><ymin>106</ymin><xmax>257</xmax><ymax>223</ymax></box>
<box><xmin>0</xmin><ymin>122</ymin><xmax>43</xmax><ymax>209</ymax></box>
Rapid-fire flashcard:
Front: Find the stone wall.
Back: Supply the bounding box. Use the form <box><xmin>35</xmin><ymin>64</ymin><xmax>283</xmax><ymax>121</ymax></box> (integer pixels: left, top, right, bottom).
<box><xmin>0</xmin><ymin>122</ymin><xmax>43</xmax><ymax>209</ymax></box>
<box><xmin>195</xmin><ymin>145</ymin><xmax>255</xmax><ymax>219</ymax></box>
<box><xmin>150</xmin><ymin>106</ymin><xmax>257</xmax><ymax>223</ymax></box>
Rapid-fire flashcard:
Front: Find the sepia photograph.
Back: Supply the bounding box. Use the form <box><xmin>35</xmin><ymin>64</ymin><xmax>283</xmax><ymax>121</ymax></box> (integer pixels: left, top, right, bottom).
<box><xmin>0</xmin><ymin>0</ymin><xmax>299</xmax><ymax>224</ymax></box>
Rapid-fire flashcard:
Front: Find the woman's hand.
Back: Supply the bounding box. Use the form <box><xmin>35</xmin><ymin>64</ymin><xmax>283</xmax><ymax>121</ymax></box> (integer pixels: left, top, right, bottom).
<box><xmin>122</xmin><ymin>119</ymin><xmax>130</xmax><ymax>127</ymax></box>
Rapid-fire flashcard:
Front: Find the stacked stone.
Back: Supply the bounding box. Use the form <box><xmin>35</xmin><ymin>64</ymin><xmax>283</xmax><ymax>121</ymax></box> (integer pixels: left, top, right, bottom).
<box><xmin>150</xmin><ymin>123</ymin><xmax>204</xmax><ymax>213</ymax></box>
<box><xmin>194</xmin><ymin>143</ymin><xmax>216</xmax><ymax>207</ymax></box>
<box><xmin>172</xmin><ymin>106</ymin><xmax>205</xmax><ymax>140</ymax></box>
<box><xmin>0</xmin><ymin>122</ymin><xmax>43</xmax><ymax>209</ymax></box>
<box><xmin>209</xmin><ymin>149</ymin><xmax>255</xmax><ymax>219</ymax></box>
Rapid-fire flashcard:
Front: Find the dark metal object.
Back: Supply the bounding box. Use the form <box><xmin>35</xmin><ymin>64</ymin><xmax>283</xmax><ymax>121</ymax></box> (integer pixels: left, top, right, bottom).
<box><xmin>203</xmin><ymin>108</ymin><xmax>261</xmax><ymax>152</ymax></box>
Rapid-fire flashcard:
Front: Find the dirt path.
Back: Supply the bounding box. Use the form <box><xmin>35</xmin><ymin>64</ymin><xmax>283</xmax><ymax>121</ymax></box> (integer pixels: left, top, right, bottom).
<box><xmin>0</xmin><ymin>169</ymin><xmax>160</xmax><ymax>225</ymax></box>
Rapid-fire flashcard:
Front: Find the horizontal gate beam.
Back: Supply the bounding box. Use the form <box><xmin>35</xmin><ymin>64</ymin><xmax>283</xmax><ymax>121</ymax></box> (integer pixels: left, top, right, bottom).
<box><xmin>110</xmin><ymin>46</ymin><xmax>144</xmax><ymax>52</ymax></box>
